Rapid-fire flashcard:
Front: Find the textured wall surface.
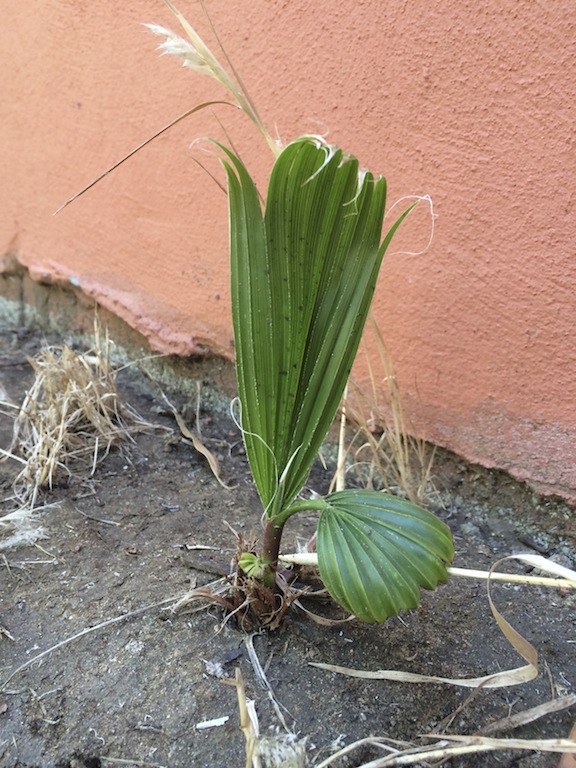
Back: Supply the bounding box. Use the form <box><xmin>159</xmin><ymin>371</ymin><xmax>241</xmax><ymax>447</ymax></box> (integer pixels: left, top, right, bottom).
<box><xmin>1</xmin><ymin>1</ymin><xmax>575</xmax><ymax>498</ymax></box>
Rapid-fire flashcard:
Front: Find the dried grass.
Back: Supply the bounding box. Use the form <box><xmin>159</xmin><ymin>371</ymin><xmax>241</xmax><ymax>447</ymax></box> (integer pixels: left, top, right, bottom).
<box><xmin>0</xmin><ymin>327</ymin><xmax>155</xmax><ymax>546</ymax></box>
<box><xmin>316</xmin><ymin>734</ymin><xmax>576</xmax><ymax>767</ymax></box>
<box><xmin>344</xmin><ymin>313</ymin><xmax>435</xmax><ymax>506</ymax></box>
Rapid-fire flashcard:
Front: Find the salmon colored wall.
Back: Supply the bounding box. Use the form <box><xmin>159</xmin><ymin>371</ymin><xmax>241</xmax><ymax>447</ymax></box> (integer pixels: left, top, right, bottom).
<box><xmin>2</xmin><ymin>2</ymin><xmax>575</xmax><ymax>499</ymax></box>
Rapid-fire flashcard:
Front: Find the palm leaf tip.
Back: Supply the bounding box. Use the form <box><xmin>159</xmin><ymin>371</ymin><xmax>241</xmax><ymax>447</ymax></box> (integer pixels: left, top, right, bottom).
<box><xmin>317</xmin><ymin>490</ymin><xmax>454</xmax><ymax>622</ymax></box>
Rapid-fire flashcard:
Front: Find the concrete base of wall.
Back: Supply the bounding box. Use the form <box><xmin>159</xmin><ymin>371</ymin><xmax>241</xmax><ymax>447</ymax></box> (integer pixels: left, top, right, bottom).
<box><xmin>3</xmin><ymin>251</ymin><xmax>574</xmax><ymax>506</ymax></box>
<box><xmin>0</xmin><ymin>252</ymin><xmax>238</xmax><ymax>414</ymax></box>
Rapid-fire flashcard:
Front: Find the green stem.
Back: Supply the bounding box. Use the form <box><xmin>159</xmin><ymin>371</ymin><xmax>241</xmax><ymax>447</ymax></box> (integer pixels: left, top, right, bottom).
<box><xmin>261</xmin><ymin>499</ymin><xmax>330</xmax><ymax>569</ymax></box>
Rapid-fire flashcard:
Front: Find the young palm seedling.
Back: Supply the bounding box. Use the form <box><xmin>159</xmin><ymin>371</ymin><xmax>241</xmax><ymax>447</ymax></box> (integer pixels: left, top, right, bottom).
<box><xmin>145</xmin><ymin>2</ymin><xmax>454</xmax><ymax>625</ymax></box>
<box><xmin>122</xmin><ymin>2</ymin><xmax>455</xmax><ymax>625</ymax></box>
<box><xmin>224</xmin><ymin>136</ymin><xmax>453</xmax><ymax>623</ymax></box>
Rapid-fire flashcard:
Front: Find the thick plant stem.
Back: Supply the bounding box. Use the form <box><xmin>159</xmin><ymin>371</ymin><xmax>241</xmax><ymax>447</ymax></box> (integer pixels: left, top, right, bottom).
<box><xmin>261</xmin><ymin>499</ymin><xmax>330</xmax><ymax>571</ymax></box>
<box><xmin>261</xmin><ymin>518</ymin><xmax>285</xmax><ymax>574</ymax></box>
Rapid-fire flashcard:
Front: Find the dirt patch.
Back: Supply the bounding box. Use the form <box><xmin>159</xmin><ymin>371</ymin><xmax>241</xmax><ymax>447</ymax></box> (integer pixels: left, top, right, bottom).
<box><xmin>0</xmin><ymin>327</ymin><xmax>575</xmax><ymax>768</ymax></box>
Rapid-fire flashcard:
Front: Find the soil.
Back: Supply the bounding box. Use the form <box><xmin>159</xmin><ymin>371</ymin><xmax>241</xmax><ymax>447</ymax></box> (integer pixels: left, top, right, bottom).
<box><xmin>0</xmin><ymin>327</ymin><xmax>575</xmax><ymax>768</ymax></box>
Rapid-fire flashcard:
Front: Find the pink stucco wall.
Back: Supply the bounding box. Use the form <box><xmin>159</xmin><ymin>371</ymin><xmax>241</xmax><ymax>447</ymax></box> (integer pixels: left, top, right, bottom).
<box><xmin>2</xmin><ymin>2</ymin><xmax>575</xmax><ymax>499</ymax></box>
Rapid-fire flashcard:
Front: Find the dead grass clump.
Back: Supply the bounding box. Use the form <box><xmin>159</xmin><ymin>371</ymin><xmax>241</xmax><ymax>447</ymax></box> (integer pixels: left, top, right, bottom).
<box><xmin>0</xmin><ymin>330</ymin><xmax>153</xmax><ymax>542</ymax></box>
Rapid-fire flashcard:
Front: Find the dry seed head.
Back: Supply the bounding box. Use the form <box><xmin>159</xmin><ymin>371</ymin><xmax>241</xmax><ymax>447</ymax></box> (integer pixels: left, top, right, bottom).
<box><xmin>146</xmin><ymin>10</ymin><xmax>281</xmax><ymax>157</ymax></box>
<box><xmin>145</xmin><ymin>23</ymin><xmax>235</xmax><ymax>95</ymax></box>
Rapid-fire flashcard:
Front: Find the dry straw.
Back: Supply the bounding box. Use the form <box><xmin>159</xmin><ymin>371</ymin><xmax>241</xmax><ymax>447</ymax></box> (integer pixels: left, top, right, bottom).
<box><xmin>342</xmin><ymin>313</ymin><xmax>435</xmax><ymax>506</ymax></box>
<box><xmin>0</xmin><ymin>326</ymin><xmax>153</xmax><ymax>546</ymax></box>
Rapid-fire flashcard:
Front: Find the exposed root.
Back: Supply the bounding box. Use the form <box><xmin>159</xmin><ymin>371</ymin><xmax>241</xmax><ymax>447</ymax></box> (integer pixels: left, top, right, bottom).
<box><xmin>169</xmin><ymin>533</ymin><xmax>322</xmax><ymax>631</ymax></box>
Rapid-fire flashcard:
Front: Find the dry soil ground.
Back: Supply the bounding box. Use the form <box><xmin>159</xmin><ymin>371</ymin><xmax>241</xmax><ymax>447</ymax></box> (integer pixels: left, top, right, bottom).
<box><xmin>0</xmin><ymin>327</ymin><xmax>575</xmax><ymax>768</ymax></box>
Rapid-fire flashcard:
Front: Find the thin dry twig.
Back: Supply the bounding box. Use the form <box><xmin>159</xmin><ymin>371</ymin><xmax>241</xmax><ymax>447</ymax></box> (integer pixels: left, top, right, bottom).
<box><xmin>244</xmin><ymin>633</ymin><xmax>294</xmax><ymax>732</ymax></box>
<box><xmin>100</xmin><ymin>758</ymin><xmax>169</xmax><ymax>768</ymax></box>
<box><xmin>280</xmin><ymin>553</ymin><xmax>576</xmax><ymax>589</ymax></box>
<box><xmin>0</xmin><ymin>595</ymin><xmax>181</xmax><ymax>693</ymax></box>
<box><xmin>223</xmin><ymin>667</ymin><xmax>262</xmax><ymax>768</ymax></box>
<box><xmin>318</xmin><ymin>735</ymin><xmax>576</xmax><ymax>768</ymax></box>
<box><xmin>161</xmin><ymin>391</ymin><xmax>237</xmax><ymax>490</ymax></box>
<box><xmin>478</xmin><ymin>693</ymin><xmax>576</xmax><ymax>736</ymax></box>
<box><xmin>54</xmin><ymin>101</ymin><xmax>237</xmax><ymax>215</ymax></box>
<box><xmin>346</xmin><ymin>313</ymin><xmax>436</xmax><ymax>505</ymax></box>
<box><xmin>306</xmin><ymin>554</ymin><xmax>575</xmax><ymax>690</ymax></box>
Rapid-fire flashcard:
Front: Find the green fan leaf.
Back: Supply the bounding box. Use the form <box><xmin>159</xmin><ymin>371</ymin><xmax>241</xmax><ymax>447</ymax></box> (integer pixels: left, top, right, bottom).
<box><xmin>222</xmin><ymin>136</ymin><xmax>414</xmax><ymax>519</ymax></box>
<box><xmin>317</xmin><ymin>490</ymin><xmax>454</xmax><ymax>622</ymax></box>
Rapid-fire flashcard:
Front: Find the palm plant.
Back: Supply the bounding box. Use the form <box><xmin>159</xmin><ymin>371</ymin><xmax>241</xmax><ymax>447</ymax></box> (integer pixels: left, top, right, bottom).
<box><xmin>149</xmin><ymin>2</ymin><xmax>453</xmax><ymax>623</ymax></box>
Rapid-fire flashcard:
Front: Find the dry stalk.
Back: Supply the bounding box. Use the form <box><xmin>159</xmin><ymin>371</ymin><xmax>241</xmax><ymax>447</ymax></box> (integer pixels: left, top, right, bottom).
<box><xmin>345</xmin><ymin>312</ymin><xmax>435</xmax><ymax>506</ymax></box>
